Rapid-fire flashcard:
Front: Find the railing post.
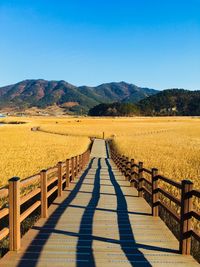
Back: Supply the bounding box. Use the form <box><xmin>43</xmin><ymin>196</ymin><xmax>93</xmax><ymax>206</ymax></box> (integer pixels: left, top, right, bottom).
<box><xmin>113</xmin><ymin>150</ymin><xmax>116</xmax><ymax>163</ymax></box>
<box><xmin>130</xmin><ymin>159</ymin><xmax>135</xmax><ymax>187</ymax></box>
<box><xmin>41</xmin><ymin>170</ymin><xmax>48</xmax><ymax>218</ymax></box>
<box><xmin>113</xmin><ymin>151</ymin><xmax>116</xmax><ymax>163</ymax></box>
<box><xmin>83</xmin><ymin>153</ymin><xmax>86</xmax><ymax>167</ymax></box>
<box><xmin>117</xmin><ymin>154</ymin><xmax>120</xmax><ymax>169</ymax></box>
<box><xmin>121</xmin><ymin>156</ymin><xmax>125</xmax><ymax>175</ymax></box>
<box><xmin>121</xmin><ymin>155</ymin><xmax>124</xmax><ymax>172</ymax></box>
<box><xmin>57</xmin><ymin>162</ymin><xmax>63</xmax><ymax>197</ymax></box>
<box><xmin>71</xmin><ymin>157</ymin><xmax>75</xmax><ymax>181</ymax></box>
<box><xmin>119</xmin><ymin>155</ymin><xmax>124</xmax><ymax>172</ymax></box>
<box><xmin>82</xmin><ymin>153</ymin><xmax>85</xmax><ymax>168</ymax></box>
<box><xmin>79</xmin><ymin>155</ymin><xmax>82</xmax><ymax>172</ymax></box>
<box><xmin>75</xmin><ymin>156</ymin><xmax>78</xmax><ymax>177</ymax></box>
<box><xmin>152</xmin><ymin>168</ymin><xmax>159</xmax><ymax>216</ymax></box>
<box><xmin>110</xmin><ymin>147</ymin><xmax>113</xmax><ymax>158</ymax></box>
<box><xmin>117</xmin><ymin>154</ymin><xmax>121</xmax><ymax>168</ymax></box>
<box><xmin>66</xmin><ymin>159</ymin><xmax>70</xmax><ymax>187</ymax></box>
<box><xmin>138</xmin><ymin>162</ymin><xmax>143</xmax><ymax>197</ymax></box>
<box><xmin>123</xmin><ymin>157</ymin><xmax>128</xmax><ymax>176</ymax></box>
<box><xmin>113</xmin><ymin>151</ymin><xmax>117</xmax><ymax>163</ymax></box>
<box><xmin>111</xmin><ymin>149</ymin><xmax>114</xmax><ymax>160</ymax></box>
<box><xmin>180</xmin><ymin>180</ymin><xmax>193</xmax><ymax>255</ymax></box>
<box><xmin>125</xmin><ymin>160</ymin><xmax>131</xmax><ymax>181</ymax></box>
<box><xmin>9</xmin><ymin>177</ymin><xmax>20</xmax><ymax>251</ymax></box>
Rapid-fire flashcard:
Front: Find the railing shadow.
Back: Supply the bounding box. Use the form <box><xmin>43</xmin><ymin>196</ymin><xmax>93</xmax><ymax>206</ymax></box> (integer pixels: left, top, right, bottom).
<box><xmin>105</xmin><ymin>158</ymin><xmax>152</xmax><ymax>267</ymax></box>
<box><xmin>16</xmin><ymin>158</ymin><xmax>95</xmax><ymax>267</ymax></box>
<box><xmin>75</xmin><ymin>158</ymin><xmax>101</xmax><ymax>266</ymax></box>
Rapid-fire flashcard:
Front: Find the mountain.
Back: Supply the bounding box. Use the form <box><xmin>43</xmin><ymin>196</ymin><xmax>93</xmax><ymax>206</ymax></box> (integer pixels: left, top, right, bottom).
<box><xmin>0</xmin><ymin>79</ymin><xmax>158</xmax><ymax>114</ymax></box>
<box><xmin>138</xmin><ymin>89</ymin><xmax>200</xmax><ymax>116</ymax></box>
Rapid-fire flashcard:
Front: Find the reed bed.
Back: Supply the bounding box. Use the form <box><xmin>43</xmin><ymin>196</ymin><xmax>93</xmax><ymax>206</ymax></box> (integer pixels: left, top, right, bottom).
<box><xmin>0</xmin><ymin>121</ymin><xmax>90</xmax><ymax>186</ymax></box>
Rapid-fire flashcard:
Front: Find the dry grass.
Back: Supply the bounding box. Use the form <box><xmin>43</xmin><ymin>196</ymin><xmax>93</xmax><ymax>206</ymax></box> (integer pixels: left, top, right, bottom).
<box><xmin>1</xmin><ymin>116</ymin><xmax>200</xmax><ymax>190</ymax></box>
<box><xmin>113</xmin><ymin>121</ymin><xmax>200</xmax><ymax>188</ymax></box>
<box><xmin>0</xmin><ymin>119</ymin><xmax>90</xmax><ymax>187</ymax></box>
<box><xmin>34</xmin><ymin>116</ymin><xmax>200</xmax><ymax>188</ymax></box>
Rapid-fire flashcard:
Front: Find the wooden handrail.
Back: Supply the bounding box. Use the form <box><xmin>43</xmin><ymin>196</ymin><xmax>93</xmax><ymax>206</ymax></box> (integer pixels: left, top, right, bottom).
<box><xmin>0</xmin><ymin>228</ymin><xmax>9</xmax><ymax>240</ymax></box>
<box><xmin>47</xmin><ymin>186</ymin><xmax>58</xmax><ymax>198</ymax></box>
<box><xmin>141</xmin><ymin>177</ymin><xmax>152</xmax><ymax>187</ymax></box>
<box><xmin>109</xmin><ymin>142</ymin><xmax>200</xmax><ymax>256</ymax></box>
<box><xmin>143</xmin><ymin>168</ymin><xmax>152</xmax><ymax>175</ymax></box>
<box><xmin>159</xmin><ymin>201</ymin><xmax>181</xmax><ymax>223</ymax></box>
<box><xmin>192</xmin><ymin>230</ymin><xmax>200</xmax><ymax>243</ymax></box>
<box><xmin>20</xmin><ymin>201</ymin><xmax>41</xmax><ymax>223</ymax></box>
<box><xmin>191</xmin><ymin>210</ymin><xmax>200</xmax><ymax>221</ymax></box>
<box><xmin>191</xmin><ymin>189</ymin><xmax>200</xmax><ymax>198</ymax></box>
<box><xmin>0</xmin><ymin>207</ymin><xmax>9</xmax><ymax>219</ymax></box>
<box><xmin>158</xmin><ymin>187</ymin><xmax>181</xmax><ymax>206</ymax></box>
<box><xmin>0</xmin><ymin>146</ymin><xmax>92</xmax><ymax>251</ymax></box>
<box><xmin>46</xmin><ymin>166</ymin><xmax>58</xmax><ymax>176</ymax></box>
<box><xmin>21</xmin><ymin>188</ymin><xmax>41</xmax><ymax>205</ymax></box>
<box><xmin>21</xmin><ymin>174</ymin><xmax>40</xmax><ymax>187</ymax></box>
<box><xmin>141</xmin><ymin>186</ymin><xmax>151</xmax><ymax>196</ymax></box>
<box><xmin>157</xmin><ymin>175</ymin><xmax>182</xmax><ymax>189</ymax></box>
<box><xmin>47</xmin><ymin>176</ymin><xmax>58</xmax><ymax>187</ymax></box>
<box><xmin>0</xmin><ymin>187</ymin><xmax>8</xmax><ymax>198</ymax></box>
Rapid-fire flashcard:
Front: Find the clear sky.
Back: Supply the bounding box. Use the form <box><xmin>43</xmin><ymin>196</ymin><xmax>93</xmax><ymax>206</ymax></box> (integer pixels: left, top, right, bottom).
<box><xmin>0</xmin><ymin>0</ymin><xmax>200</xmax><ymax>90</ymax></box>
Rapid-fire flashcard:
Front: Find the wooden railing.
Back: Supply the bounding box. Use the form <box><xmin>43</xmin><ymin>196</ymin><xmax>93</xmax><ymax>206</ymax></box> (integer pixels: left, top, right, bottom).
<box><xmin>0</xmin><ymin>148</ymin><xmax>91</xmax><ymax>251</ymax></box>
<box><xmin>109</xmin><ymin>142</ymin><xmax>200</xmax><ymax>256</ymax></box>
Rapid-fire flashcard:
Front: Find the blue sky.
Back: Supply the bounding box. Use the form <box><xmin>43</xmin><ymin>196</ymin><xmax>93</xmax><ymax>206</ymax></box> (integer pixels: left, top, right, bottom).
<box><xmin>0</xmin><ymin>0</ymin><xmax>200</xmax><ymax>90</ymax></box>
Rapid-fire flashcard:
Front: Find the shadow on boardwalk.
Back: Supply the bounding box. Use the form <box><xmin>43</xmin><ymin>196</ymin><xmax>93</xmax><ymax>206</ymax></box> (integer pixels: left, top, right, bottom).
<box><xmin>16</xmin><ymin>159</ymin><xmax>95</xmax><ymax>267</ymax></box>
<box><xmin>16</xmin><ymin>156</ymin><xmax>178</xmax><ymax>267</ymax></box>
<box><xmin>105</xmin><ymin>159</ymin><xmax>151</xmax><ymax>267</ymax></box>
<box><xmin>76</xmin><ymin>158</ymin><xmax>151</xmax><ymax>267</ymax></box>
<box><xmin>76</xmin><ymin>158</ymin><xmax>101</xmax><ymax>266</ymax></box>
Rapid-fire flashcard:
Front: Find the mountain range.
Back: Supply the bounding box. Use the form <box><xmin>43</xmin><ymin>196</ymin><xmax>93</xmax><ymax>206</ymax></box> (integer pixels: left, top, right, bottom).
<box><xmin>1</xmin><ymin>79</ymin><xmax>199</xmax><ymax>116</ymax></box>
<box><xmin>0</xmin><ymin>79</ymin><xmax>158</xmax><ymax>114</ymax></box>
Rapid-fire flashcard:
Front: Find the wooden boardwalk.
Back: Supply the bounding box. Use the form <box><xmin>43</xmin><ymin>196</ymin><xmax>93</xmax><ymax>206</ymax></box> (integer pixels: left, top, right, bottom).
<box><xmin>0</xmin><ymin>139</ymin><xmax>198</xmax><ymax>266</ymax></box>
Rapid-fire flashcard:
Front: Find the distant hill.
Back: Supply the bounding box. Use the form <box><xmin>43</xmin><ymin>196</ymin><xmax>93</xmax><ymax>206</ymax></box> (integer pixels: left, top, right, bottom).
<box><xmin>0</xmin><ymin>79</ymin><xmax>158</xmax><ymax>114</ymax></box>
<box><xmin>88</xmin><ymin>89</ymin><xmax>200</xmax><ymax>117</ymax></box>
<box><xmin>89</xmin><ymin>102</ymin><xmax>140</xmax><ymax>116</ymax></box>
<box><xmin>138</xmin><ymin>89</ymin><xmax>200</xmax><ymax>116</ymax></box>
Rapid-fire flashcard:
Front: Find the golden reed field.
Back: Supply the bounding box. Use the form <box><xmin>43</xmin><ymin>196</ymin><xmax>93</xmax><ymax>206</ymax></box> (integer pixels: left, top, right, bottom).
<box><xmin>0</xmin><ymin>118</ymin><xmax>90</xmax><ymax>187</ymax></box>
<box><xmin>0</xmin><ymin>116</ymin><xmax>200</xmax><ymax>191</ymax></box>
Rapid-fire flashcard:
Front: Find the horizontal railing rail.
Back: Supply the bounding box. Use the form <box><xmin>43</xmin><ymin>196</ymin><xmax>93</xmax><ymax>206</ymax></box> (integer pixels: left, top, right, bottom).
<box><xmin>0</xmin><ymin>147</ymin><xmax>91</xmax><ymax>251</ymax></box>
<box><xmin>109</xmin><ymin>141</ymin><xmax>200</xmax><ymax>256</ymax></box>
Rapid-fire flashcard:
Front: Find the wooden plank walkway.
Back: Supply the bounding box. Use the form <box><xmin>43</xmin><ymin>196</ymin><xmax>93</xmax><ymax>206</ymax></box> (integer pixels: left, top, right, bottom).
<box><xmin>0</xmin><ymin>139</ymin><xmax>198</xmax><ymax>266</ymax></box>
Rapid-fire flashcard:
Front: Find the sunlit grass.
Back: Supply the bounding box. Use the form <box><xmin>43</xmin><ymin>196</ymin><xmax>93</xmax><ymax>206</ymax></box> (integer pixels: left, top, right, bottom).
<box><xmin>1</xmin><ymin>116</ymin><xmax>200</xmax><ymax>191</ymax></box>
<box><xmin>0</xmin><ymin>120</ymin><xmax>90</xmax><ymax>186</ymax></box>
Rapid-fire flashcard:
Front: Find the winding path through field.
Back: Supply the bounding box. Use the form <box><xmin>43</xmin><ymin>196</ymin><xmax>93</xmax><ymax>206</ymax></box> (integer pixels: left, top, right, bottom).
<box><xmin>0</xmin><ymin>139</ymin><xmax>198</xmax><ymax>266</ymax></box>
